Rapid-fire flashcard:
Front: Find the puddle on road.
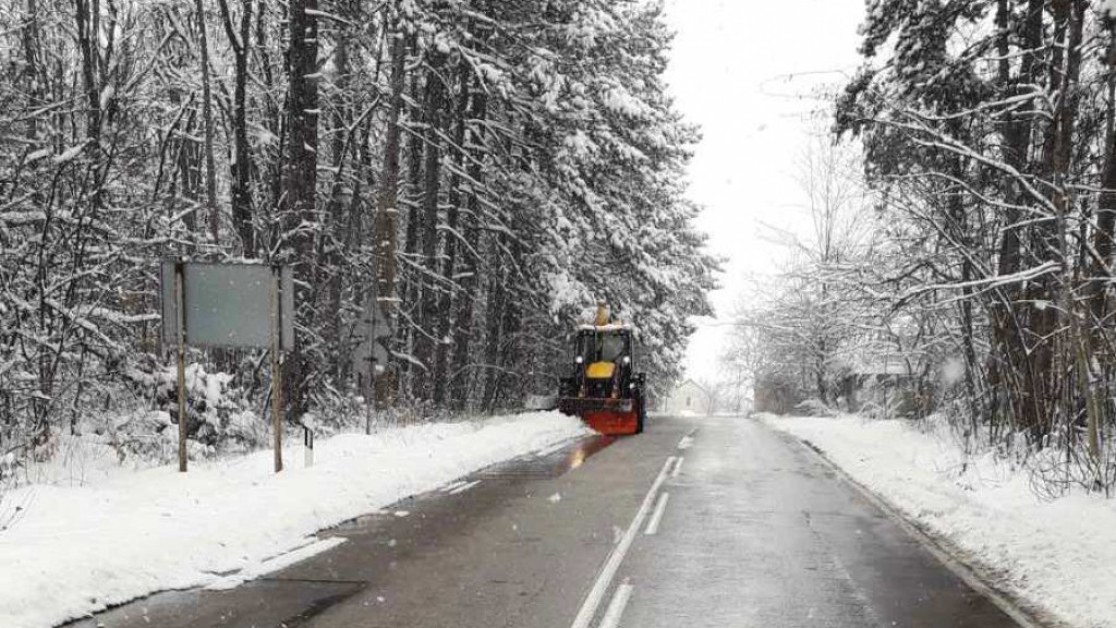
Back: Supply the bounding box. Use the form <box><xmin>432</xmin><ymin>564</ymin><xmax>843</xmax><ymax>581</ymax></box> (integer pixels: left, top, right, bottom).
<box><xmin>480</xmin><ymin>434</ymin><xmax>615</xmax><ymax>480</ymax></box>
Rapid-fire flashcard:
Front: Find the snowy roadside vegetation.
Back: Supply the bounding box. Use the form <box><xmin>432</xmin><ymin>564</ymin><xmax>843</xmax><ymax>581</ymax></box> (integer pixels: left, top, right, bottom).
<box><xmin>0</xmin><ymin>411</ymin><xmax>588</xmax><ymax>628</ymax></box>
<box><xmin>763</xmin><ymin>413</ymin><xmax>1116</xmax><ymax>628</ymax></box>
<box><xmin>722</xmin><ymin>3</ymin><xmax>1116</xmax><ymax>501</ymax></box>
<box><xmin>0</xmin><ymin>2</ymin><xmax>715</xmax><ymax>492</ymax></box>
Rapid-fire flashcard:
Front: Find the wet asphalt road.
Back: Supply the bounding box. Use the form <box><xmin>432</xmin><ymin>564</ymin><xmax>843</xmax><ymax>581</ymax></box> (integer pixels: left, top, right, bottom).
<box><xmin>70</xmin><ymin>415</ymin><xmax>1023</xmax><ymax>628</ymax></box>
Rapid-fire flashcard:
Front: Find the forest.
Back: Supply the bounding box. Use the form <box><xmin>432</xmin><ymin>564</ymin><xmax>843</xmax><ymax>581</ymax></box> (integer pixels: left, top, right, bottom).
<box><xmin>0</xmin><ymin>0</ymin><xmax>716</xmax><ymax>468</ymax></box>
<box><xmin>732</xmin><ymin>0</ymin><xmax>1116</xmax><ymax>493</ymax></box>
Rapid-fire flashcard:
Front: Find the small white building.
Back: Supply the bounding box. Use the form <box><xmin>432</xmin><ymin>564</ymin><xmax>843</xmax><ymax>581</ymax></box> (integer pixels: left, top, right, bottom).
<box><xmin>662</xmin><ymin>379</ymin><xmax>713</xmax><ymax>416</ymax></box>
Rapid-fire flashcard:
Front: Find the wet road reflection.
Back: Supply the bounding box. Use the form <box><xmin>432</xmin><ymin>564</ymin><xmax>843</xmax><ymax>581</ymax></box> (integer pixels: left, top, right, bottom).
<box><xmin>67</xmin><ymin>432</ymin><xmax>620</xmax><ymax>628</ymax></box>
<box><xmin>564</xmin><ymin>435</ymin><xmax>614</xmax><ymax>472</ymax></box>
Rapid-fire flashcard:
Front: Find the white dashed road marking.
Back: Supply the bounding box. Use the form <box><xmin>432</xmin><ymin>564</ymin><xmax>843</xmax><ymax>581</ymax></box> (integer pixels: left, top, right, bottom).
<box><xmin>569</xmin><ymin>456</ymin><xmax>675</xmax><ymax>628</ymax></box>
<box><xmin>671</xmin><ymin>456</ymin><xmax>684</xmax><ymax>478</ymax></box>
<box><xmin>644</xmin><ymin>492</ymin><xmax>670</xmax><ymax>536</ymax></box>
<box><xmin>598</xmin><ymin>581</ymin><xmax>634</xmax><ymax>628</ymax></box>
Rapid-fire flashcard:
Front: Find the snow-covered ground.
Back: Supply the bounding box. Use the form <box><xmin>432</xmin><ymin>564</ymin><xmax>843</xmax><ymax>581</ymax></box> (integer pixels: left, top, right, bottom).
<box><xmin>0</xmin><ymin>412</ymin><xmax>588</xmax><ymax>628</ymax></box>
<box><xmin>762</xmin><ymin>413</ymin><xmax>1116</xmax><ymax>628</ymax></box>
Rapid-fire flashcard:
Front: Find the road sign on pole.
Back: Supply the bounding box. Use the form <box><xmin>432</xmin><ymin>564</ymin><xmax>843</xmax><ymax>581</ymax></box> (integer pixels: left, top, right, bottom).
<box><xmin>160</xmin><ymin>260</ymin><xmax>295</xmax><ymax>473</ymax></box>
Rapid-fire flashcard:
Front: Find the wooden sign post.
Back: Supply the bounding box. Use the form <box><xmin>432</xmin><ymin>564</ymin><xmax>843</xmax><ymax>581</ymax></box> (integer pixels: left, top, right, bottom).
<box><xmin>161</xmin><ymin>261</ymin><xmax>295</xmax><ymax>474</ymax></box>
<box><xmin>271</xmin><ymin>266</ymin><xmax>283</xmax><ymax>473</ymax></box>
<box><xmin>175</xmin><ymin>261</ymin><xmax>187</xmax><ymax>473</ymax></box>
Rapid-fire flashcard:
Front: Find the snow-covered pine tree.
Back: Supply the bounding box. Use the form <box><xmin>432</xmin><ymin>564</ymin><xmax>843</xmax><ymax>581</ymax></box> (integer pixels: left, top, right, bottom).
<box><xmin>0</xmin><ymin>0</ymin><xmax>716</xmax><ymax>470</ymax></box>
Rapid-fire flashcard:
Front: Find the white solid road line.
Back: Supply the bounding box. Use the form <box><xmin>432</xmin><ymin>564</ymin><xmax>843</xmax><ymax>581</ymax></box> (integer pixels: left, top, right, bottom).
<box><xmin>644</xmin><ymin>492</ymin><xmax>670</xmax><ymax>535</ymax></box>
<box><xmin>569</xmin><ymin>456</ymin><xmax>676</xmax><ymax>628</ymax></box>
<box><xmin>671</xmin><ymin>456</ymin><xmax>684</xmax><ymax>478</ymax></box>
<box><xmin>597</xmin><ymin>581</ymin><xmax>635</xmax><ymax>628</ymax></box>
<box><xmin>449</xmin><ymin>480</ymin><xmax>481</xmax><ymax>495</ymax></box>
<box><xmin>206</xmin><ymin>537</ymin><xmax>347</xmax><ymax>591</ymax></box>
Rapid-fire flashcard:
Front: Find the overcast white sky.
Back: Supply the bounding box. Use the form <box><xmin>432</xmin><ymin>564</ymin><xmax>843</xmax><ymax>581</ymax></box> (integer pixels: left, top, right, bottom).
<box><xmin>661</xmin><ymin>0</ymin><xmax>865</xmax><ymax>383</ymax></box>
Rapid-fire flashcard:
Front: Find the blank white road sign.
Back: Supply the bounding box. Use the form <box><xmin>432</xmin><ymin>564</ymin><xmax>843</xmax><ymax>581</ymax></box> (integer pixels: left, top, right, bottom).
<box><xmin>161</xmin><ymin>261</ymin><xmax>294</xmax><ymax>350</ymax></box>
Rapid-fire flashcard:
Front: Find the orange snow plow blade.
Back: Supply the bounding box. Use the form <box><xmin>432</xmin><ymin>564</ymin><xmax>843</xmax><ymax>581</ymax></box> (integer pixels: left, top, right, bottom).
<box><xmin>558</xmin><ymin>397</ymin><xmax>640</xmax><ymax>435</ymax></box>
<box><xmin>581</xmin><ymin>409</ymin><xmax>640</xmax><ymax>435</ymax></box>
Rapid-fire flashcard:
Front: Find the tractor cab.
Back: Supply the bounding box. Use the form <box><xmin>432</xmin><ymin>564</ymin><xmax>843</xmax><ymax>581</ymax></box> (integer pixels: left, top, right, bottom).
<box><xmin>574</xmin><ymin>325</ymin><xmax>633</xmax><ymax>394</ymax></box>
<box><xmin>558</xmin><ymin>309</ymin><xmax>647</xmax><ymax>435</ymax></box>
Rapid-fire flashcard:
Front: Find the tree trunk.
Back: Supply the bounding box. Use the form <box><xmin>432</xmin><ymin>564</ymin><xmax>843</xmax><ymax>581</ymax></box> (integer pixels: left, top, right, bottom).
<box><xmin>449</xmin><ymin>79</ymin><xmax>488</xmax><ymax>410</ymax></box>
<box><xmin>395</xmin><ymin>36</ymin><xmax>426</xmax><ymax>400</ymax></box>
<box><xmin>255</xmin><ymin>0</ymin><xmax>283</xmax><ymax>244</ymax></box>
<box><xmin>192</xmin><ymin>0</ymin><xmax>220</xmax><ymax>243</ymax></box>
<box><xmin>217</xmin><ymin>0</ymin><xmax>255</xmax><ymax>254</ymax></box>
<box><xmin>326</xmin><ymin>15</ymin><xmax>352</xmax><ymax>384</ymax></box>
<box><xmin>373</xmin><ymin>28</ymin><xmax>406</xmax><ymax>408</ymax></box>
<box><xmin>432</xmin><ymin>63</ymin><xmax>470</xmax><ymax>406</ymax></box>
<box><xmin>411</xmin><ymin>50</ymin><xmax>447</xmax><ymax>400</ymax></box>
<box><xmin>481</xmin><ymin>251</ymin><xmax>507</xmax><ymax>411</ymax></box>
<box><xmin>74</xmin><ymin>0</ymin><xmax>101</xmax><ymax>148</ymax></box>
<box><xmin>282</xmin><ymin>0</ymin><xmax>320</xmax><ymax>418</ymax></box>
<box><xmin>989</xmin><ymin>0</ymin><xmax>1038</xmax><ymax>435</ymax></box>
<box><xmin>1021</xmin><ymin>0</ymin><xmax>1084</xmax><ymax>444</ymax></box>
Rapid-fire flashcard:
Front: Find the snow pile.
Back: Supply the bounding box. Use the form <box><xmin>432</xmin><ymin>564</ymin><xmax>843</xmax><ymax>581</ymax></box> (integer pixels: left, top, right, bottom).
<box><xmin>0</xmin><ymin>412</ymin><xmax>588</xmax><ymax>628</ymax></box>
<box><xmin>762</xmin><ymin>413</ymin><xmax>1116</xmax><ymax>628</ymax></box>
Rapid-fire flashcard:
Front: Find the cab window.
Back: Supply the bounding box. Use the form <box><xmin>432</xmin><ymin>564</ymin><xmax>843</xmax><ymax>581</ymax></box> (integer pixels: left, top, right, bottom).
<box><xmin>579</xmin><ymin>331</ymin><xmax>628</xmax><ymax>362</ymax></box>
<box><xmin>599</xmin><ymin>333</ymin><xmax>626</xmax><ymax>362</ymax></box>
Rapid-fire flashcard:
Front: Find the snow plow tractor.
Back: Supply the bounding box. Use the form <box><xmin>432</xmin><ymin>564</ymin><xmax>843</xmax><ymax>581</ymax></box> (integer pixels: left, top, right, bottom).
<box><xmin>558</xmin><ymin>308</ymin><xmax>647</xmax><ymax>435</ymax></box>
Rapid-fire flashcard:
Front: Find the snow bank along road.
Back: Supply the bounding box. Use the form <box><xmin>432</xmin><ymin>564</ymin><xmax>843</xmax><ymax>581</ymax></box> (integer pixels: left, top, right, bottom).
<box><xmin>765</xmin><ymin>414</ymin><xmax>1116</xmax><ymax>628</ymax></box>
<box><xmin>0</xmin><ymin>413</ymin><xmax>589</xmax><ymax>628</ymax></box>
<box><xmin>63</xmin><ymin>415</ymin><xmax>1026</xmax><ymax>628</ymax></box>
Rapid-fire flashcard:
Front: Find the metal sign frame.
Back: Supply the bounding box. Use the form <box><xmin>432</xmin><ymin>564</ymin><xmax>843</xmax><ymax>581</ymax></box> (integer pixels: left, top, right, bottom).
<box><xmin>160</xmin><ymin>261</ymin><xmax>293</xmax><ymax>351</ymax></box>
<box><xmin>160</xmin><ymin>259</ymin><xmax>295</xmax><ymax>473</ymax></box>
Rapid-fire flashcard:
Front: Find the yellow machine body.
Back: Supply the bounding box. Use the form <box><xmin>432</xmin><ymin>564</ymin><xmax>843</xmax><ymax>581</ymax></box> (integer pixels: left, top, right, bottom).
<box><xmin>585</xmin><ymin>362</ymin><xmax>616</xmax><ymax>380</ymax></box>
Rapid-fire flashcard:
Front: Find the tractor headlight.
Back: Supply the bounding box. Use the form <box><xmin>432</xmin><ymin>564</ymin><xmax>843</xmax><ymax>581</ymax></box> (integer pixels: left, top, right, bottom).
<box><xmin>622</xmin><ymin>356</ymin><xmax>631</xmax><ymax>365</ymax></box>
<box><xmin>575</xmin><ymin>356</ymin><xmax>583</xmax><ymax>364</ymax></box>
